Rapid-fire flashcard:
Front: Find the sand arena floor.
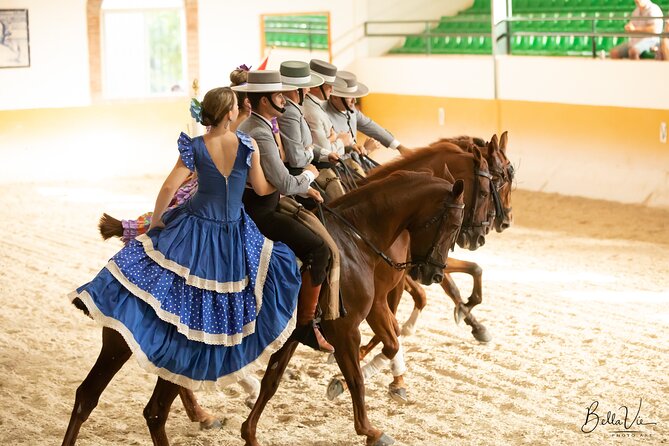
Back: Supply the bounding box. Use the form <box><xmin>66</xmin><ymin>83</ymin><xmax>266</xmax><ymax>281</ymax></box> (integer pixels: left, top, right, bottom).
<box><xmin>0</xmin><ymin>176</ymin><xmax>667</xmax><ymax>445</ymax></box>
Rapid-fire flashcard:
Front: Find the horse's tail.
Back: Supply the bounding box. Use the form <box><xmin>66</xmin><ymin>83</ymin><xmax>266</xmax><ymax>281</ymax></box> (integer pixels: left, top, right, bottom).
<box><xmin>98</xmin><ymin>213</ymin><xmax>124</xmax><ymax>240</ymax></box>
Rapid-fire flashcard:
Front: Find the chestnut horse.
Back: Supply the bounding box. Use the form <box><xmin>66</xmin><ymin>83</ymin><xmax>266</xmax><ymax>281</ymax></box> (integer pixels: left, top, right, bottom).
<box><xmin>323</xmin><ymin>141</ymin><xmax>494</xmax><ymax>402</ymax></box>
<box><xmin>241</xmin><ymin>171</ymin><xmax>465</xmax><ymax>446</ymax></box>
<box><xmin>399</xmin><ymin>132</ymin><xmax>515</xmax><ymax>344</ymax></box>
<box><xmin>62</xmin><ymin>171</ymin><xmax>465</xmax><ymax>446</ymax></box>
<box><xmin>351</xmin><ymin>133</ymin><xmax>515</xmax><ymax>404</ymax></box>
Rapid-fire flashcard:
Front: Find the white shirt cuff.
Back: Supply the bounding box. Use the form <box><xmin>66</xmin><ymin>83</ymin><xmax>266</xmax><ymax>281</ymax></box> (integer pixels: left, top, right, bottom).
<box><xmin>303</xmin><ymin>170</ymin><xmax>316</xmax><ymax>183</ymax></box>
<box><xmin>389</xmin><ymin>139</ymin><xmax>401</xmax><ymax>150</ymax></box>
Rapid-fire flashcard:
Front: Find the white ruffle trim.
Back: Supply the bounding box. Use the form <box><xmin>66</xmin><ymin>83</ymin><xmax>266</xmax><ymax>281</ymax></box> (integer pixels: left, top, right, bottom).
<box><xmin>72</xmin><ymin>289</ymin><xmax>297</xmax><ymax>391</ymax></box>
<box><xmin>253</xmin><ymin>237</ymin><xmax>273</xmax><ymax>314</ymax></box>
<box><xmin>136</xmin><ymin>233</ymin><xmax>249</xmax><ymax>293</ymax></box>
<box><xmin>103</xmin><ymin>260</ymin><xmax>253</xmax><ymax>346</ymax></box>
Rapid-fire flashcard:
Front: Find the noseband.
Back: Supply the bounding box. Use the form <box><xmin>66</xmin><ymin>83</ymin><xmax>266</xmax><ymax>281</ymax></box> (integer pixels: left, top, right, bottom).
<box><xmin>490</xmin><ymin>162</ymin><xmax>514</xmax><ymax>226</ymax></box>
<box><xmin>462</xmin><ymin>162</ymin><xmax>493</xmax><ymax>232</ymax></box>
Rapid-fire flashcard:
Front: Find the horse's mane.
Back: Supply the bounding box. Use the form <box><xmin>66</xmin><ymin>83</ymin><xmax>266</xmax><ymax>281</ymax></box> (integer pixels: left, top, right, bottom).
<box><xmin>329</xmin><ymin>170</ymin><xmax>451</xmax><ymax>211</ymax></box>
<box><xmin>363</xmin><ymin>142</ymin><xmax>465</xmax><ymax>183</ymax></box>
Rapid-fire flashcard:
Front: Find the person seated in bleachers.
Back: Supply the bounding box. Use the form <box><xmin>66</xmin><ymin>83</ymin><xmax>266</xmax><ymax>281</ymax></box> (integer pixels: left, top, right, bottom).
<box><xmin>611</xmin><ymin>0</ymin><xmax>663</xmax><ymax>60</ymax></box>
<box><xmin>657</xmin><ymin>18</ymin><xmax>669</xmax><ymax>60</ymax></box>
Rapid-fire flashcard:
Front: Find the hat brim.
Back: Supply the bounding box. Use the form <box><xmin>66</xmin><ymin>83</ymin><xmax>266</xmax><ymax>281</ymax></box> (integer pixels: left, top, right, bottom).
<box><xmin>282</xmin><ymin>73</ymin><xmax>324</xmax><ymax>89</ymax></box>
<box><xmin>231</xmin><ymin>83</ymin><xmax>297</xmax><ymax>93</ymax></box>
<box><xmin>312</xmin><ymin>72</ymin><xmax>347</xmax><ymax>88</ymax></box>
<box><xmin>331</xmin><ymin>82</ymin><xmax>369</xmax><ymax>98</ymax></box>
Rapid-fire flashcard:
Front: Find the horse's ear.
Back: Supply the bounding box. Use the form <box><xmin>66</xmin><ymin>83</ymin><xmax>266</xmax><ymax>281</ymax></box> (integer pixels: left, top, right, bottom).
<box><xmin>499</xmin><ymin>131</ymin><xmax>508</xmax><ymax>153</ymax></box>
<box><xmin>472</xmin><ymin>146</ymin><xmax>484</xmax><ymax>165</ymax></box>
<box><xmin>489</xmin><ymin>134</ymin><xmax>499</xmax><ymax>152</ymax></box>
<box><xmin>452</xmin><ymin>179</ymin><xmax>465</xmax><ymax>202</ymax></box>
<box><xmin>441</xmin><ymin>164</ymin><xmax>456</xmax><ymax>183</ymax></box>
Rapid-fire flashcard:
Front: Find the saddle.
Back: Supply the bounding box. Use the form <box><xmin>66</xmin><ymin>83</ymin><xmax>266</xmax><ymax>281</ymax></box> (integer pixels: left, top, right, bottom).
<box><xmin>277</xmin><ymin>197</ymin><xmax>341</xmax><ymax>320</ymax></box>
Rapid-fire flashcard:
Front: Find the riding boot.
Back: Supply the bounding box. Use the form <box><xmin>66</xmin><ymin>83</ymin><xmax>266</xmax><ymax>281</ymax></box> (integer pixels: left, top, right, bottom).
<box><xmin>297</xmin><ymin>271</ymin><xmax>335</xmax><ymax>353</ymax></box>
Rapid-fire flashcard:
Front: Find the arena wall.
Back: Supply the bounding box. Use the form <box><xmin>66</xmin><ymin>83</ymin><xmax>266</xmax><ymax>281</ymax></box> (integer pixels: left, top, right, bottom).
<box><xmin>350</xmin><ymin>56</ymin><xmax>669</xmax><ymax>207</ymax></box>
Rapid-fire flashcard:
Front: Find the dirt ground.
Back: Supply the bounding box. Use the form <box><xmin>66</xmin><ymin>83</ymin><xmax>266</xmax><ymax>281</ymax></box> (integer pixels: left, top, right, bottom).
<box><xmin>0</xmin><ymin>176</ymin><xmax>667</xmax><ymax>446</ymax></box>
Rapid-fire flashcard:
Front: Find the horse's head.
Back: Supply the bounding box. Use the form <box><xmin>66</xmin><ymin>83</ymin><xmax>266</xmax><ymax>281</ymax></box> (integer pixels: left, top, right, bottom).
<box><xmin>487</xmin><ymin>132</ymin><xmax>514</xmax><ymax>233</ymax></box>
<box><xmin>456</xmin><ymin>148</ymin><xmax>492</xmax><ymax>251</ymax></box>
<box><xmin>407</xmin><ymin>178</ymin><xmax>465</xmax><ymax>285</ymax></box>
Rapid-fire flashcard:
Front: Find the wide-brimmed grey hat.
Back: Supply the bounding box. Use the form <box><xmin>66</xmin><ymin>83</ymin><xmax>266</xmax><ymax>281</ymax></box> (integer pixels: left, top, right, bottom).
<box><xmin>280</xmin><ymin>61</ymin><xmax>324</xmax><ymax>88</ymax></box>
<box><xmin>309</xmin><ymin>59</ymin><xmax>346</xmax><ymax>88</ymax></box>
<box><xmin>230</xmin><ymin>70</ymin><xmax>297</xmax><ymax>93</ymax></box>
<box><xmin>331</xmin><ymin>71</ymin><xmax>369</xmax><ymax>98</ymax></box>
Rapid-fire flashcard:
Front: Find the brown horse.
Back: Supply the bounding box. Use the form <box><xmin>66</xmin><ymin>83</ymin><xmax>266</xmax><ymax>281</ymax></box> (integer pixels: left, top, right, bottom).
<box><xmin>241</xmin><ymin>171</ymin><xmax>465</xmax><ymax>446</ymax></box>
<box><xmin>400</xmin><ymin>132</ymin><xmax>515</xmax><ymax>342</ymax></box>
<box><xmin>322</xmin><ymin>141</ymin><xmax>494</xmax><ymax>402</ymax></box>
<box><xmin>351</xmin><ymin>133</ymin><xmax>515</xmax><ymax>403</ymax></box>
<box><xmin>62</xmin><ymin>170</ymin><xmax>465</xmax><ymax>446</ymax></box>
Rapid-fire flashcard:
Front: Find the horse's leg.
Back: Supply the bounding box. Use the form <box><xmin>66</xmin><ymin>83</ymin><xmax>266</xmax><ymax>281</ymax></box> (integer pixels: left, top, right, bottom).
<box><xmin>62</xmin><ymin>327</ymin><xmax>132</xmax><ymax>446</ymax></box>
<box><xmin>324</xmin><ymin>319</ymin><xmax>392</xmax><ymax>446</ymax></box>
<box><xmin>360</xmin><ymin>277</ymin><xmax>406</xmax><ymax>360</ymax></box>
<box><xmin>239</xmin><ymin>375</ymin><xmax>261</xmax><ymax>410</ymax></box>
<box><xmin>363</xmin><ymin>295</ymin><xmax>410</xmax><ymax>406</ymax></box>
<box><xmin>440</xmin><ymin>265</ymin><xmax>491</xmax><ymax>343</ymax></box>
<box><xmin>178</xmin><ymin>388</ymin><xmax>221</xmax><ymax>429</ymax></box>
<box><xmin>144</xmin><ymin>378</ymin><xmax>180</xmax><ymax>446</ymax></box>
<box><xmin>241</xmin><ymin>338</ymin><xmax>299</xmax><ymax>446</ymax></box>
<box><xmin>444</xmin><ymin>258</ymin><xmax>483</xmax><ymax>310</ymax></box>
<box><xmin>401</xmin><ymin>276</ymin><xmax>427</xmax><ymax>337</ymax></box>
<box><xmin>359</xmin><ymin>334</ymin><xmax>381</xmax><ymax>361</ymax></box>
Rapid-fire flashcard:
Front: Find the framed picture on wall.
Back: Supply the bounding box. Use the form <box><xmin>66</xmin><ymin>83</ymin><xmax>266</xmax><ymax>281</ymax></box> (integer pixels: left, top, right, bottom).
<box><xmin>0</xmin><ymin>9</ymin><xmax>30</xmax><ymax>68</ymax></box>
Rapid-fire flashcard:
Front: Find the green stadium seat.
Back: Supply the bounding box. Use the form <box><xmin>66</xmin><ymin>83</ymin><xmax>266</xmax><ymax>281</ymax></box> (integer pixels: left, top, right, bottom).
<box><xmin>404</xmin><ymin>36</ymin><xmax>427</xmax><ymax>53</ymax></box>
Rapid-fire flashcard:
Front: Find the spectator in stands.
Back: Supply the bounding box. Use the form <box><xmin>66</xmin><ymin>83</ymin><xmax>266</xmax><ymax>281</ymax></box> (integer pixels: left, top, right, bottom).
<box><xmin>610</xmin><ymin>0</ymin><xmax>663</xmax><ymax>60</ymax></box>
<box><xmin>657</xmin><ymin>19</ymin><xmax>669</xmax><ymax>60</ymax></box>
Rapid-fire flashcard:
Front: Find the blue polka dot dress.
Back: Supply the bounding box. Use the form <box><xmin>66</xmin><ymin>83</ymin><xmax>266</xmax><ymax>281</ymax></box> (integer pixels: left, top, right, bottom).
<box><xmin>69</xmin><ymin>131</ymin><xmax>301</xmax><ymax>390</ymax></box>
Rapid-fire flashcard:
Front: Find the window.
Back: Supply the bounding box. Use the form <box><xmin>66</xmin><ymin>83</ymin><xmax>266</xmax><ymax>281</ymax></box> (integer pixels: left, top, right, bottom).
<box><xmin>101</xmin><ymin>0</ymin><xmax>186</xmax><ymax>98</ymax></box>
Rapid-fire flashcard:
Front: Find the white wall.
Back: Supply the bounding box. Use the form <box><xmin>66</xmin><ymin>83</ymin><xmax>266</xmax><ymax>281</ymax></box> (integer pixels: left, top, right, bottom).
<box><xmin>496</xmin><ymin>55</ymin><xmax>669</xmax><ymax>110</ymax></box>
<box><xmin>196</xmin><ymin>0</ymin><xmax>365</xmax><ymax>93</ymax></box>
<box><xmin>195</xmin><ymin>0</ymin><xmax>473</xmax><ymax>93</ymax></box>
<box><xmin>349</xmin><ymin>54</ymin><xmax>669</xmax><ymax>110</ymax></box>
<box><xmin>0</xmin><ymin>0</ymin><xmax>89</xmax><ymax>110</ymax></box>
<box><xmin>348</xmin><ymin>55</ymin><xmax>496</xmax><ymax>99</ymax></box>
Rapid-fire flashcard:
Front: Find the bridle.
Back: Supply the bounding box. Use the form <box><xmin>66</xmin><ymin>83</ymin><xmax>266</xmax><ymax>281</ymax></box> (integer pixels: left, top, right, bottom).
<box><xmin>489</xmin><ymin>158</ymin><xmax>514</xmax><ymax>227</ymax></box>
<box><xmin>461</xmin><ymin>160</ymin><xmax>493</xmax><ymax>232</ymax></box>
<box><xmin>319</xmin><ymin>199</ymin><xmax>464</xmax><ymax>271</ymax></box>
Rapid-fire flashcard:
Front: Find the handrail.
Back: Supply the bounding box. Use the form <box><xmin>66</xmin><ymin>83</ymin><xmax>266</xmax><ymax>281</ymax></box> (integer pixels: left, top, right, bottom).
<box><xmin>364</xmin><ymin>15</ymin><xmax>669</xmax><ymax>58</ymax></box>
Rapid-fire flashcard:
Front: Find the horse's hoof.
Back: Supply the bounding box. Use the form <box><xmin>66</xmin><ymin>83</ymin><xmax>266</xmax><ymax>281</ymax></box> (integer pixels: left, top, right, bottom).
<box><xmin>371</xmin><ymin>433</ymin><xmax>395</xmax><ymax>446</ymax></box>
<box><xmin>388</xmin><ymin>384</ymin><xmax>408</xmax><ymax>404</ymax></box>
<box><xmin>326</xmin><ymin>352</ymin><xmax>336</xmax><ymax>364</ymax></box>
<box><xmin>454</xmin><ymin>304</ymin><xmax>467</xmax><ymax>325</ymax></box>
<box><xmin>326</xmin><ymin>377</ymin><xmax>346</xmax><ymax>401</ymax></box>
<box><xmin>472</xmin><ymin>326</ymin><xmax>492</xmax><ymax>343</ymax></box>
<box><xmin>199</xmin><ymin>418</ymin><xmax>222</xmax><ymax>430</ymax></box>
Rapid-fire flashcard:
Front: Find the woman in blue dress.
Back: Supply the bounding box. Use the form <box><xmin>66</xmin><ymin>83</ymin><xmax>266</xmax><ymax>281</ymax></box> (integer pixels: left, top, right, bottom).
<box><xmin>63</xmin><ymin>87</ymin><xmax>301</xmax><ymax>444</ymax></box>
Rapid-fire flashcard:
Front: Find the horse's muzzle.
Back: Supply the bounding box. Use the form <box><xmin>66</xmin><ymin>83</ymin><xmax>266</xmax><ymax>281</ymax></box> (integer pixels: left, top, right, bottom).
<box><xmin>457</xmin><ymin>230</ymin><xmax>486</xmax><ymax>251</ymax></box>
<box><xmin>409</xmin><ymin>264</ymin><xmax>444</xmax><ymax>285</ymax></box>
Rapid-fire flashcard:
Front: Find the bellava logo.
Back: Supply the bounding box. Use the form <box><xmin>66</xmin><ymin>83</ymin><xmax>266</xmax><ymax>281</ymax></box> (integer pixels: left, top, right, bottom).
<box><xmin>581</xmin><ymin>398</ymin><xmax>658</xmax><ymax>438</ymax></box>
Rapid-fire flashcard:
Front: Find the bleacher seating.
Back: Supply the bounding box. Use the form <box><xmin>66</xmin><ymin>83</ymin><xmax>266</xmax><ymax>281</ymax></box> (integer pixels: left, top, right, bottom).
<box><xmin>390</xmin><ymin>0</ymin><xmax>668</xmax><ymax>56</ymax></box>
<box><xmin>263</xmin><ymin>15</ymin><xmax>329</xmax><ymax>50</ymax></box>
